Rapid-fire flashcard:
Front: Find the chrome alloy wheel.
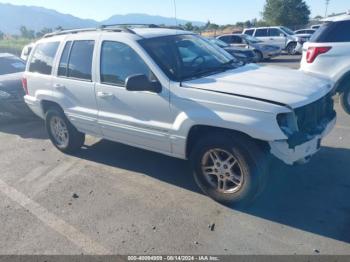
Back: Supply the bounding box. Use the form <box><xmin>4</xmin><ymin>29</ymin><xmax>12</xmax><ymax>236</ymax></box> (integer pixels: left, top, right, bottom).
<box><xmin>201</xmin><ymin>149</ymin><xmax>244</xmax><ymax>193</ymax></box>
<box><xmin>50</xmin><ymin>116</ymin><xmax>69</xmax><ymax>147</ymax></box>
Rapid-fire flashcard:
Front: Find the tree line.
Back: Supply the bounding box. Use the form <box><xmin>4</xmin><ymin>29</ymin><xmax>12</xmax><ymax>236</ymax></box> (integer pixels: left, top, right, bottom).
<box><xmin>0</xmin><ymin>0</ymin><xmax>320</xmax><ymax>40</ymax></box>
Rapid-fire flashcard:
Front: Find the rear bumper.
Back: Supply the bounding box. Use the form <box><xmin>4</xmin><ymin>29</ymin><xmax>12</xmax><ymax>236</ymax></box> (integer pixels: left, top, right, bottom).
<box><xmin>24</xmin><ymin>95</ymin><xmax>44</xmax><ymax>118</ymax></box>
<box><xmin>269</xmin><ymin>116</ymin><xmax>336</xmax><ymax>165</ymax></box>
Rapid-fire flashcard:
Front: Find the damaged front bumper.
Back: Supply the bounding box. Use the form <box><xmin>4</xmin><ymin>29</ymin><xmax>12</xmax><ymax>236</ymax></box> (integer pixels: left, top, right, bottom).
<box><xmin>269</xmin><ymin>116</ymin><xmax>336</xmax><ymax>165</ymax></box>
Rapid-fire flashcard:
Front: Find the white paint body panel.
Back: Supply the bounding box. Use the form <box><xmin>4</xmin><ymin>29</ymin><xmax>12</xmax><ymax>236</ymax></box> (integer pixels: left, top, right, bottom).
<box><xmin>301</xmin><ymin>41</ymin><xmax>350</xmax><ymax>84</ymax></box>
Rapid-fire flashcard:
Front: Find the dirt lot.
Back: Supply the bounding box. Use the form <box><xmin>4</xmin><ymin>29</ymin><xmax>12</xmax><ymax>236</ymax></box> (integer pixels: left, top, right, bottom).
<box><xmin>0</xmin><ymin>57</ymin><xmax>350</xmax><ymax>255</ymax></box>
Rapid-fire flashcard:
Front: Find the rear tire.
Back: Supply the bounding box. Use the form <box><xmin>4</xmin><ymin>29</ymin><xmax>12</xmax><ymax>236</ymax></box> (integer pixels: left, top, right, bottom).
<box><xmin>340</xmin><ymin>85</ymin><xmax>350</xmax><ymax>114</ymax></box>
<box><xmin>45</xmin><ymin>107</ymin><xmax>85</xmax><ymax>154</ymax></box>
<box><xmin>189</xmin><ymin>132</ymin><xmax>268</xmax><ymax>206</ymax></box>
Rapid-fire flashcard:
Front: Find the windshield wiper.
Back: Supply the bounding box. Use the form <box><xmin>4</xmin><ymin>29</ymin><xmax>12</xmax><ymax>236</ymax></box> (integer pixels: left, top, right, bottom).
<box><xmin>181</xmin><ymin>60</ymin><xmax>238</xmax><ymax>81</ymax></box>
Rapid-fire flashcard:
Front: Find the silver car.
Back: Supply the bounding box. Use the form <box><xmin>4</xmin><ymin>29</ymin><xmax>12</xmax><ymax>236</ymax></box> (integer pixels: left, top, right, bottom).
<box><xmin>217</xmin><ymin>34</ymin><xmax>281</xmax><ymax>62</ymax></box>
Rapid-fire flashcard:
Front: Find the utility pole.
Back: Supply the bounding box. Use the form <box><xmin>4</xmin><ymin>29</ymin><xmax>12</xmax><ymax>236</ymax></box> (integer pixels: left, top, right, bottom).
<box><xmin>325</xmin><ymin>0</ymin><xmax>330</xmax><ymax>18</ymax></box>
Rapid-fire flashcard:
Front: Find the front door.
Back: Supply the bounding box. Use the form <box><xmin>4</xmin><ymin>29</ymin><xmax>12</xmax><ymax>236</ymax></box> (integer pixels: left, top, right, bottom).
<box><xmin>268</xmin><ymin>28</ymin><xmax>287</xmax><ymax>49</ymax></box>
<box><xmin>95</xmin><ymin>40</ymin><xmax>172</xmax><ymax>154</ymax></box>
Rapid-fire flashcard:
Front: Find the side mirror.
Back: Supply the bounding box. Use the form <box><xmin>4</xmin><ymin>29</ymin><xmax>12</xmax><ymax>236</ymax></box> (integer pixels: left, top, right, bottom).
<box><xmin>125</xmin><ymin>74</ymin><xmax>162</xmax><ymax>93</ymax></box>
<box><xmin>280</xmin><ymin>33</ymin><xmax>286</xmax><ymax>37</ymax></box>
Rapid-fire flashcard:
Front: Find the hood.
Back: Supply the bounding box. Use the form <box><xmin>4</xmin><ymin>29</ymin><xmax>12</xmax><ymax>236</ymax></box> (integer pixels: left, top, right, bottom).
<box><xmin>183</xmin><ymin>64</ymin><xmax>332</xmax><ymax>108</ymax></box>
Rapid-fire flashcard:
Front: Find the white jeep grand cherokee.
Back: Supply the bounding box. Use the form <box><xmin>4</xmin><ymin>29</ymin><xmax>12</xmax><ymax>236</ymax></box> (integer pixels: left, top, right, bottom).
<box><xmin>23</xmin><ymin>26</ymin><xmax>336</xmax><ymax>205</ymax></box>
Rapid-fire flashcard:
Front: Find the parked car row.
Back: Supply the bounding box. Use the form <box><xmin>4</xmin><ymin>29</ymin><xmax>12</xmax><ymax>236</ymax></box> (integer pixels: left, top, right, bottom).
<box><xmin>21</xmin><ymin>25</ymin><xmax>337</xmax><ymax>206</ymax></box>
<box><xmin>216</xmin><ymin>33</ymin><xmax>281</xmax><ymax>61</ymax></box>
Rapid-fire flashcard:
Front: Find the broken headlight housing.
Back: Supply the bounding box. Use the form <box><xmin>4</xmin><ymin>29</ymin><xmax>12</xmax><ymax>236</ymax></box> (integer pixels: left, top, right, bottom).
<box><xmin>277</xmin><ymin>112</ymin><xmax>298</xmax><ymax>137</ymax></box>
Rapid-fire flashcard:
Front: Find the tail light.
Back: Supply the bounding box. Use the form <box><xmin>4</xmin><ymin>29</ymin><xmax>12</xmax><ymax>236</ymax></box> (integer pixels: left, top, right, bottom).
<box><xmin>22</xmin><ymin>77</ymin><xmax>28</xmax><ymax>95</ymax></box>
<box><xmin>306</xmin><ymin>46</ymin><xmax>332</xmax><ymax>63</ymax></box>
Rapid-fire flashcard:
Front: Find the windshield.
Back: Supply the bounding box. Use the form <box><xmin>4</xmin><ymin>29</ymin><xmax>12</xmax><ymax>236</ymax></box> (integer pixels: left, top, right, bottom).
<box><xmin>0</xmin><ymin>56</ymin><xmax>25</xmax><ymax>75</ymax></box>
<box><xmin>209</xmin><ymin>38</ymin><xmax>229</xmax><ymax>48</ymax></box>
<box><xmin>280</xmin><ymin>26</ymin><xmax>295</xmax><ymax>35</ymax></box>
<box><xmin>139</xmin><ymin>34</ymin><xmax>238</xmax><ymax>82</ymax></box>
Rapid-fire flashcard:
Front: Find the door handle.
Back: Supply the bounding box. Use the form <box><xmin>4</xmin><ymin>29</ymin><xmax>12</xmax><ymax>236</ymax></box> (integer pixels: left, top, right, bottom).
<box><xmin>97</xmin><ymin>91</ymin><xmax>114</xmax><ymax>99</ymax></box>
<box><xmin>53</xmin><ymin>84</ymin><xmax>65</xmax><ymax>91</ymax></box>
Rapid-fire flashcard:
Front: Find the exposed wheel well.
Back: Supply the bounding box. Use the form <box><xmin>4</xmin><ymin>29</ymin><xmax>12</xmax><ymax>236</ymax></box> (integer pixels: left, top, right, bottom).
<box><xmin>335</xmin><ymin>72</ymin><xmax>350</xmax><ymax>93</ymax></box>
<box><xmin>186</xmin><ymin>125</ymin><xmax>269</xmax><ymax>159</ymax></box>
<box><xmin>41</xmin><ymin>100</ymin><xmax>63</xmax><ymax>114</ymax></box>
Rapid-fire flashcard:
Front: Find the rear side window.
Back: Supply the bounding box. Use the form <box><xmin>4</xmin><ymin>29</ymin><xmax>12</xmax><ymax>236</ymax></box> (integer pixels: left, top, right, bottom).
<box><xmin>244</xmin><ymin>29</ymin><xmax>254</xmax><ymax>36</ymax></box>
<box><xmin>311</xmin><ymin>21</ymin><xmax>350</xmax><ymax>43</ymax></box>
<box><xmin>255</xmin><ymin>29</ymin><xmax>268</xmax><ymax>37</ymax></box>
<box><xmin>29</xmin><ymin>42</ymin><xmax>59</xmax><ymax>75</ymax></box>
<box><xmin>67</xmin><ymin>40</ymin><xmax>94</xmax><ymax>80</ymax></box>
<box><xmin>218</xmin><ymin>35</ymin><xmax>232</xmax><ymax>44</ymax></box>
<box><xmin>58</xmin><ymin>41</ymin><xmax>72</xmax><ymax>76</ymax></box>
<box><xmin>100</xmin><ymin>41</ymin><xmax>152</xmax><ymax>86</ymax></box>
<box><xmin>231</xmin><ymin>35</ymin><xmax>243</xmax><ymax>43</ymax></box>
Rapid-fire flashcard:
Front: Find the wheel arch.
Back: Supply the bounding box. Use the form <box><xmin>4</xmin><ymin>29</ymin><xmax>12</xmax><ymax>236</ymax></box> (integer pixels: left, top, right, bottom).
<box><xmin>335</xmin><ymin>71</ymin><xmax>350</xmax><ymax>93</ymax></box>
<box><xmin>41</xmin><ymin>100</ymin><xmax>64</xmax><ymax>114</ymax></box>
<box><xmin>185</xmin><ymin>125</ymin><xmax>269</xmax><ymax>159</ymax></box>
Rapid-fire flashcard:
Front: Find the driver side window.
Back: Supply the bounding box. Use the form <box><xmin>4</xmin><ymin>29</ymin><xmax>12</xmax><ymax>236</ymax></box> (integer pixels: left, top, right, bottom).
<box><xmin>100</xmin><ymin>41</ymin><xmax>153</xmax><ymax>86</ymax></box>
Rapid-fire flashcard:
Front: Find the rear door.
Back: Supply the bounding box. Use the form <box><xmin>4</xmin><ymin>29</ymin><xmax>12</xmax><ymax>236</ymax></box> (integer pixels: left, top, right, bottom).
<box><xmin>52</xmin><ymin>36</ymin><xmax>101</xmax><ymax>136</ymax></box>
<box><xmin>254</xmin><ymin>28</ymin><xmax>270</xmax><ymax>43</ymax></box>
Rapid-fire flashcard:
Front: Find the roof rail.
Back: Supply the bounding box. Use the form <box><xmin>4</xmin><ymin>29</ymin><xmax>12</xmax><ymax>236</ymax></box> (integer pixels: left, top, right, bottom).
<box><xmin>100</xmin><ymin>23</ymin><xmax>160</xmax><ymax>29</ymax></box>
<box><xmin>43</xmin><ymin>23</ymin><xmax>184</xmax><ymax>38</ymax></box>
<box><xmin>43</xmin><ymin>26</ymin><xmax>137</xmax><ymax>38</ymax></box>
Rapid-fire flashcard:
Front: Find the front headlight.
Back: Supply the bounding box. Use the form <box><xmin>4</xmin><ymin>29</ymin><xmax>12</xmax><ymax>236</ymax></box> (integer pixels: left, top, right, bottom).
<box><xmin>277</xmin><ymin>112</ymin><xmax>299</xmax><ymax>137</ymax></box>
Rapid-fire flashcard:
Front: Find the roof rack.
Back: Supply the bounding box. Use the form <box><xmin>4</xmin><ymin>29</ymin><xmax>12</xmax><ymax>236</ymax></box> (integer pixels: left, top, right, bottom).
<box><xmin>100</xmin><ymin>23</ymin><xmax>160</xmax><ymax>29</ymax></box>
<box><xmin>43</xmin><ymin>26</ymin><xmax>137</xmax><ymax>38</ymax></box>
<box><xmin>43</xmin><ymin>23</ymin><xmax>184</xmax><ymax>38</ymax></box>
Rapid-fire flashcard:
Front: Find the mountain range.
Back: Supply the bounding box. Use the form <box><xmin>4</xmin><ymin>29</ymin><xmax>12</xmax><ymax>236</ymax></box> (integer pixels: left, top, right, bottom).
<box><xmin>0</xmin><ymin>3</ymin><xmax>205</xmax><ymax>34</ymax></box>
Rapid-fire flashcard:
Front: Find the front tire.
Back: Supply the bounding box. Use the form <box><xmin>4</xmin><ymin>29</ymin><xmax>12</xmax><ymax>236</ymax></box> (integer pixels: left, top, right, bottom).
<box><xmin>189</xmin><ymin>133</ymin><xmax>268</xmax><ymax>206</ymax></box>
<box><xmin>45</xmin><ymin>107</ymin><xmax>85</xmax><ymax>153</ymax></box>
<box><xmin>254</xmin><ymin>50</ymin><xmax>264</xmax><ymax>62</ymax></box>
<box><xmin>340</xmin><ymin>85</ymin><xmax>350</xmax><ymax>114</ymax></box>
<box><xmin>286</xmin><ymin>42</ymin><xmax>297</xmax><ymax>55</ymax></box>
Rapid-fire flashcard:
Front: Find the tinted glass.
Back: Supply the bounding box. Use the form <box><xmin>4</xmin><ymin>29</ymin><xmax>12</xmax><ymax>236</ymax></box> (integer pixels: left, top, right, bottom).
<box><xmin>68</xmin><ymin>40</ymin><xmax>94</xmax><ymax>80</ymax></box>
<box><xmin>245</xmin><ymin>29</ymin><xmax>254</xmax><ymax>36</ymax></box>
<box><xmin>269</xmin><ymin>28</ymin><xmax>282</xmax><ymax>36</ymax></box>
<box><xmin>255</xmin><ymin>29</ymin><xmax>268</xmax><ymax>37</ymax></box>
<box><xmin>58</xmin><ymin>41</ymin><xmax>72</xmax><ymax>77</ymax></box>
<box><xmin>0</xmin><ymin>56</ymin><xmax>25</xmax><ymax>75</ymax></box>
<box><xmin>139</xmin><ymin>34</ymin><xmax>236</xmax><ymax>81</ymax></box>
<box><xmin>218</xmin><ymin>35</ymin><xmax>232</xmax><ymax>44</ymax></box>
<box><xmin>231</xmin><ymin>35</ymin><xmax>243</xmax><ymax>43</ymax></box>
<box><xmin>100</xmin><ymin>41</ymin><xmax>152</xmax><ymax>86</ymax></box>
<box><xmin>29</xmin><ymin>42</ymin><xmax>59</xmax><ymax>75</ymax></box>
<box><xmin>310</xmin><ymin>21</ymin><xmax>350</xmax><ymax>43</ymax></box>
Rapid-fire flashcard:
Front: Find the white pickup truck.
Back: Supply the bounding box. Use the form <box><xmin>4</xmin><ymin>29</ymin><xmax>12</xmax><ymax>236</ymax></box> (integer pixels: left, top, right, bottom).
<box><xmin>23</xmin><ymin>26</ymin><xmax>336</xmax><ymax>205</ymax></box>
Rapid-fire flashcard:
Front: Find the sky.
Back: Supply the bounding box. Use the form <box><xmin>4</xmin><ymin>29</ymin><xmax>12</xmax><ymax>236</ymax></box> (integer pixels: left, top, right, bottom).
<box><xmin>0</xmin><ymin>0</ymin><xmax>349</xmax><ymax>24</ymax></box>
